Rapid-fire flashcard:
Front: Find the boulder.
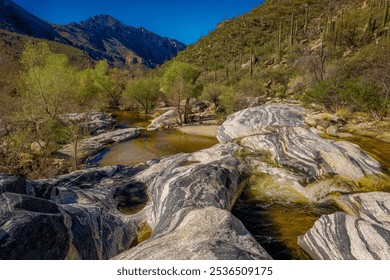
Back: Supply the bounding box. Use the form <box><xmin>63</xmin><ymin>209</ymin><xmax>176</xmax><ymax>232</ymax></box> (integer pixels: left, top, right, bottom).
<box><xmin>30</xmin><ymin>141</ymin><xmax>47</xmax><ymax>154</ymax></box>
<box><xmin>113</xmin><ymin>144</ymin><xmax>272</xmax><ymax>260</ymax></box>
<box><xmin>218</xmin><ymin>104</ymin><xmax>382</xmax><ymax>182</ymax></box>
<box><xmin>217</xmin><ymin>104</ymin><xmax>305</xmax><ymax>143</ymax></box>
<box><xmin>59</xmin><ymin>112</ymin><xmax>115</xmax><ymax>135</ymax></box>
<box><xmin>59</xmin><ymin>128</ymin><xmax>140</xmax><ymax>160</ymax></box>
<box><xmin>298</xmin><ymin>192</ymin><xmax>390</xmax><ymax>260</ymax></box>
<box><xmin>147</xmin><ymin>109</ymin><xmax>178</xmax><ymax>131</ymax></box>
<box><xmin>0</xmin><ymin>166</ymin><xmax>146</xmax><ymax>260</ymax></box>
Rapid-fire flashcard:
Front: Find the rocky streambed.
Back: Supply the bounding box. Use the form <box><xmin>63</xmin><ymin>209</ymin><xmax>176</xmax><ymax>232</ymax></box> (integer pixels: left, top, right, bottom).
<box><xmin>0</xmin><ymin>104</ymin><xmax>389</xmax><ymax>260</ymax></box>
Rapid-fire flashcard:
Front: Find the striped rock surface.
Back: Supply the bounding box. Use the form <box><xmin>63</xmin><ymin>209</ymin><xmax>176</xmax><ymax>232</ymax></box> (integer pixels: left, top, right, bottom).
<box><xmin>0</xmin><ymin>166</ymin><xmax>145</xmax><ymax>260</ymax></box>
<box><xmin>218</xmin><ymin>104</ymin><xmax>382</xmax><ymax>181</ymax></box>
<box><xmin>59</xmin><ymin>127</ymin><xmax>140</xmax><ymax>160</ymax></box>
<box><xmin>298</xmin><ymin>192</ymin><xmax>390</xmax><ymax>260</ymax></box>
<box><xmin>113</xmin><ymin>144</ymin><xmax>272</xmax><ymax>260</ymax></box>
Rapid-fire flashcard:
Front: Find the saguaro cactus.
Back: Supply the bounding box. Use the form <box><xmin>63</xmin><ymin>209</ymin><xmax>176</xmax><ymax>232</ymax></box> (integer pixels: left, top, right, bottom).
<box><xmin>383</xmin><ymin>0</ymin><xmax>389</xmax><ymax>27</ymax></box>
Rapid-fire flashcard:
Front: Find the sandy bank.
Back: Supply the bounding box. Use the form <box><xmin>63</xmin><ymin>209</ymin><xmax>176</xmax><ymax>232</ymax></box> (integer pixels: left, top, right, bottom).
<box><xmin>176</xmin><ymin>125</ymin><xmax>219</xmax><ymax>138</ymax></box>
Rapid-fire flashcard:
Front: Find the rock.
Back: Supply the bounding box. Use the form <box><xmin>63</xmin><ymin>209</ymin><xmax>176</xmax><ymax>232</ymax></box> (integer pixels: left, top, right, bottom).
<box><xmin>114</xmin><ymin>207</ymin><xmax>270</xmax><ymax>260</ymax></box>
<box><xmin>189</xmin><ymin>98</ymin><xmax>208</xmax><ymax>113</ymax></box>
<box><xmin>305</xmin><ymin>117</ymin><xmax>318</xmax><ymax>127</ymax></box>
<box><xmin>0</xmin><ymin>143</ymin><xmax>271</xmax><ymax>260</ymax></box>
<box><xmin>0</xmin><ymin>174</ymin><xmax>27</xmax><ymax>195</ymax></box>
<box><xmin>113</xmin><ymin>144</ymin><xmax>272</xmax><ymax>260</ymax></box>
<box><xmin>336</xmin><ymin>132</ymin><xmax>354</xmax><ymax>138</ymax></box>
<box><xmin>59</xmin><ymin>128</ymin><xmax>140</xmax><ymax>160</ymax></box>
<box><xmin>30</xmin><ymin>141</ymin><xmax>47</xmax><ymax>154</ymax></box>
<box><xmin>217</xmin><ymin>104</ymin><xmax>305</xmax><ymax>143</ymax></box>
<box><xmin>147</xmin><ymin>109</ymin><xmax>178</xmax><ymax>131</ymax></box>
<box><xmin>218</xmin><ymin>104</ymin><xmax>382</xmax><ymax>182</ymax></box>
<box><xmin>59</xmin><ymin>112</ymin><xmax>115</xmax><ymax>135</ymax></box>
<box><xmin>0</xmin><ymin>166</ymin><xmax>145</xmax><ymax>260</ymax></box>
<box><xmin>298</xmin><ymin>192</ymin><xmax>390</xmax><ymax>260</ymax></box>
<box><xmin>326</xmin><ymin>125</ymin><xmax>339</xmax><ymax>137</ymax></box>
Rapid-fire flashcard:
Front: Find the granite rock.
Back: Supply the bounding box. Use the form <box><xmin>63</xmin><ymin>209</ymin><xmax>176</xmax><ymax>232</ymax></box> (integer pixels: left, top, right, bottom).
<box><xmin>298</xmin><ymin>192</ymin><xmax>390</xmax><ymax>260</ymax></box>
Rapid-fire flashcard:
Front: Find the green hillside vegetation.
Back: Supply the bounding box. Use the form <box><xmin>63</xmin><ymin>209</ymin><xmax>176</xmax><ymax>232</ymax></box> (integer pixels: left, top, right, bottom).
<box><xmin>173</xmin><ymin>0</ymin><xmax>390</xmax><ymax>117</ymax></box>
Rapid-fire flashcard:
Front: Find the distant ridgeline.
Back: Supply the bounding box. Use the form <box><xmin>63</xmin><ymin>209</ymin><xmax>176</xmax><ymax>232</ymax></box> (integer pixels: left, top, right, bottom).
<box><xmin>0</xmin><ymin>0</ymin><xmax>186</xmax><ymax>68</ymax></box>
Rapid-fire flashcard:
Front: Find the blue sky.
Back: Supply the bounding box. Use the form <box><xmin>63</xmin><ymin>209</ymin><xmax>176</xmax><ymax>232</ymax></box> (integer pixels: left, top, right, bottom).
<box><xmin>13</xmin><ymin>0</ymin><xmax>264</xmax><ymax>44</ymax></box>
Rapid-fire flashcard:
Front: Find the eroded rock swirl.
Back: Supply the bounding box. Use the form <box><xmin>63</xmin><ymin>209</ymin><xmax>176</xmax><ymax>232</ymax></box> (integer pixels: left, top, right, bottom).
<box><xmin>0</xmin><ymin>166</ymin><xmax>144</xmax><ymax>260</ymax></box>
<box><xmin>298</xmin><ymin>192</ymin><xmax>390</xmax><ymax>260</ymax></box>
<box><xmin>113</xmin><ymin>144</ymin><xmax>271</xmax><ymax>260</ymax></box>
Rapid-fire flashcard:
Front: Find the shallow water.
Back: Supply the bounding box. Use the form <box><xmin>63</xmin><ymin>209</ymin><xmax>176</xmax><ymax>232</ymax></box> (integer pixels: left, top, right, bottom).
<box><xmin>96</xmin><ymin>111</ymin><xmax>218</xmax><ymax>167</ymax></box>
<box><xmin>99</xmin><ymin>129</ymin><xmax>218</xmax><ymax>166</ymax></box>
<box><xmin>233</xmin><ymin>134</ymin><xmax>390</xmax><ymax>260</ymax></box>
<box><xmin>345</xmin><ymin>136</ymin><xmax>390</xmax><ymax>171</ymax></box>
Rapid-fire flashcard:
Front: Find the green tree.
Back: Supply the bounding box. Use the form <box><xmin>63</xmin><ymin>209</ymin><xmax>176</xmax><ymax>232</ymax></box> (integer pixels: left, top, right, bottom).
<box><xmin>19</xmin><ymin>42</ymin><xmax>79</xmax><ymax>122</ymax></box>
<box><xmin>160</xmin><ymin>61</ymin><xmax>200</xmax><ymax>125</ymax></box>
<box><xmin>219</xmin><ymin>86</ymin><xmax>237</xmax><ymax>115</ymax></box>
<box><xmin>84</xmin><ymin>60</ymin><xmax>128</xmax><ymax>108</ymax></box>
<box><xmin>125</xmin><ymin>77</ymin><xmax>160</xmax><ymax>114</ymax></box>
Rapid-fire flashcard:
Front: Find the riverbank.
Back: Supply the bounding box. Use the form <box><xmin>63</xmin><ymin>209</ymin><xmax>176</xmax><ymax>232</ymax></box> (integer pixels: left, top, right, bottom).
<box><xmin>175</xmin><ymin>125</ymin><xmax>218</xmax><ymax>138</ymax></box>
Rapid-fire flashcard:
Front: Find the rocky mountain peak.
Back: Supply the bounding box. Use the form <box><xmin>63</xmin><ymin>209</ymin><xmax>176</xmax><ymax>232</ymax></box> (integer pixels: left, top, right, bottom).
<box><xmin>0</xmin><ymin>2</ymin><xmax>186</xmax><ymax>68</ymax></box>
<box><xmin>80</xmin><ymin>14</ymin><xmax>127</xmax><ymax>29</ymax></box>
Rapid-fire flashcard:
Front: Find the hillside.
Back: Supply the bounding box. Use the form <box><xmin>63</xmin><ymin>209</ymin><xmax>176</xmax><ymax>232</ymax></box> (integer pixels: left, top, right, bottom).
<box><xmin>0</xmin><ymin>0</ymin><xmax>65</xmax><ymax>41</ymax></box>
<box><xmin>0</xmin><ymin>0</ymin><xmax>185</xmax><ymax>68</ymax></box>
<box><xmin>175</xmin><ymin>0</ymin><xmax>390</xmax><ymax>119</ymax></box>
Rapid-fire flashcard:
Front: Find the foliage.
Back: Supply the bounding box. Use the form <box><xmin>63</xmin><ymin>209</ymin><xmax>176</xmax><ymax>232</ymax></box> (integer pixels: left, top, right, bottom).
<box><xmin>81</xmin><ymin>60</ymin><xmax>128</xmax><ymax>108</ymax></box>
<box><xmin>219</xmin><ymin>86</ymin><xmax>237</xmax><ymax>115</ymax></box>
<box><xmin>19</xmin><ymin>42</ymin><xmax>80</xmax><ymax>121</ymax></box>
<box><xmin>125</xmin><ymin>77</ymin><xmax>160</xmax><ymax>114</ymax></box>
<box><xmin>200</xmin><ymin>83</ymin><xmax>225</xmax><ymax>107</ymax></box>
<box><xmin>160</xmin><ymin>61</ymin><xmax>200</xmax><ymax>125</ymax></box>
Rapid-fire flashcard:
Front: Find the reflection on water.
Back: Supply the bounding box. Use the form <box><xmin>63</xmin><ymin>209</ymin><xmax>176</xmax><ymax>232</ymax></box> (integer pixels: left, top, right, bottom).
<box><xmin>96</xmin><ymin>111</ymin><xmax>218</xmax><ymax>167</ymax></box>
<box><xmin>99</xmin><ymin>129</ymin><xmax>218</xmax><ymax>166</ymax></box>
<box><xmin>233</xmin><ymin>188</ymin><xmax>336</xmax><ymax>260</ymax></box>
<box><xmin>346</xmin><ymin>136</ymin><xmax>390</xmax><ymax>171</ymax></box>
<box><xmin>113</xmin><ymin>111</ymin><xmax>153</xmax><ymax>128</ymax></box>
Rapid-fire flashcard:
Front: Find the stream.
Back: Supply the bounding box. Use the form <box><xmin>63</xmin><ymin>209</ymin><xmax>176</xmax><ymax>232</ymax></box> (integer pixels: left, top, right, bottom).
<box><xmin>93</xmin><ymin>111</ymin><xmax>218</xmax><ymax>166</ymax></box>
<box><xmin>93</xmin><ymin>112</ymin><xmax>390</xmax><ymax>260</ymax></box>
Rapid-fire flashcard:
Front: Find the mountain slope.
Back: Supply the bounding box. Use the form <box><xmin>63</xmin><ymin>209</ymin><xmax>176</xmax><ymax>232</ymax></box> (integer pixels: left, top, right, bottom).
<box><xmin>54</xmin><ymin>15</ymin><xmax>186</xmax><ymax>68</ymax></box>
<box><xmin>0</xmin><ymin>0</ymin><xmax>64</xmax><ymax>41</ymax></box>
<box><xmin>0</xmin><ymin>0</ymin><xmax>185</xmax><ymax>68</ymax></box>
<box><xmin>173</xmin><ymin>0</ymin><xmax>390</xmax><ymax>118</ymax></box>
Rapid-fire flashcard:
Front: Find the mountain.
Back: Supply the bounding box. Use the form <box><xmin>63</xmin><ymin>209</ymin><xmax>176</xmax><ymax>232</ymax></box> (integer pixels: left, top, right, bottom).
<box><xmin>54</xmin><ymin>15</ymin><xmax>186</xmax><ymax>68</ymax></box>
<box><xmin>0</xmin><ymin>0</ymin><xmax>64</xmax><ymax>42</ymax></box>
<box><xmin>0</xmin><ymin>0</ymin><xmax>186</xmax><ymax>68</ymax></box>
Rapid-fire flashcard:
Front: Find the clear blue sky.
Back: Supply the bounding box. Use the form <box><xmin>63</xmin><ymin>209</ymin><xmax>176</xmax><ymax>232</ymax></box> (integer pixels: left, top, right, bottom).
<box><xmin>13</xmin><ymin>0</ymin><xmax>264</xmax><ymax>44</ymax></box>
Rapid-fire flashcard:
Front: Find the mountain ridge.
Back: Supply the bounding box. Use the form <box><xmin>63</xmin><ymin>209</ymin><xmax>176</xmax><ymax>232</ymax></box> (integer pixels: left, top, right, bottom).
<box><xmin>0</xmin><ymin>0</ymin><xmax>186</xmax><ymax>68</ymax></box>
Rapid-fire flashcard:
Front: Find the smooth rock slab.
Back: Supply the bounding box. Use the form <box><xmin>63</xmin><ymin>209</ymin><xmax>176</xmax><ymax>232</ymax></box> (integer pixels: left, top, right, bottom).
<box><xmin>59</xmin><ymin>112</ymin><xmax>115</xmax><ymax>135</ymax></box>
<box><xmin>112</xmin><ymin>144</ymin><xmax>272</xmax><ymax>260</ymax></box>
<box><xmin>114</xmin><ymin>207</ymin><xmax>270</xmax><ymax>260</ymax></box>
<box><xmin>217</xmin><ymin>104</ymin><xmax>305</xmax><ymax>143</ymax></box>
<box><xmin>59</xmin><ymin>128</ymin><xmax>140</xmax><ymax>160</ymax></box>
<box><xmin>240</xmin><ymin>127</ymin><xmax>382</xmax><ymax>181</ymax></box>
<box><xmin>0</xmin><ymin>166</ymin><xmax>146</xmax><ymax>260</ymax></box>
<box><xmin>298</xmin><ymin>192</ymin><xmax>390</xmax><ymax>260</ymax></box>
<box><xmin>218</xmin><ymin>104</ymin><xmax>382</xmax><ymax>181</ymax></box>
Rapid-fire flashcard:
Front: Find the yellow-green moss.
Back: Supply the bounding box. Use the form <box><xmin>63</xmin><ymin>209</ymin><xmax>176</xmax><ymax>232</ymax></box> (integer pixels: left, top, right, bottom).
<box><xmin>236</xmin><ymin>148</ymin><xmax>277</xmax><ymax>168</ymax></box>
<box><xmin>246</xmin><ymin>173</ymin><xmax>310</xmax><ymax>204</ymax></box>
<box><xmin>136</xmin><ymin>222</ymin><xmax>152</xmax><ymax>245</ymax></box>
